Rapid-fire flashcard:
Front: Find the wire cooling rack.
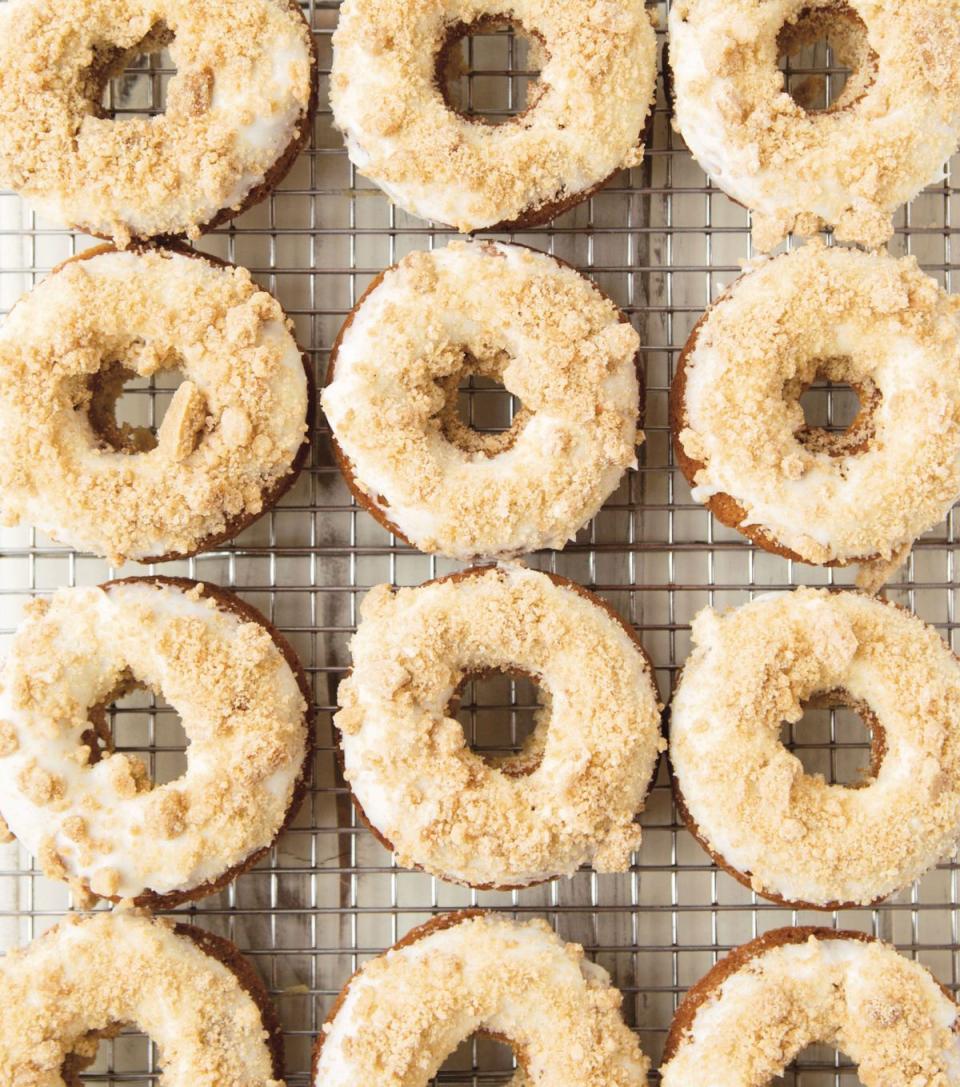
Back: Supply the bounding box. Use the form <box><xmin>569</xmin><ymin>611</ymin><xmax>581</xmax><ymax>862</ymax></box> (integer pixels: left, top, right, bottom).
<box><xmin>1</xmin><ymin>2</ymin><xmax>959</xmax><ymax>1084</ymax></box>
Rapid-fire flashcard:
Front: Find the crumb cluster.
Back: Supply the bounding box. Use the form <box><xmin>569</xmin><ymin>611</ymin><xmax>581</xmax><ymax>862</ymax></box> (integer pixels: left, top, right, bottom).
<box><xmin>0</xmin><ymin>247</ymin><xmax>309</xmax><ymax>563</ymax></box>
<box><xmin>336</xmin><ymin>565</ymin><xmax>664</xmax><ymax>888</ymax></box>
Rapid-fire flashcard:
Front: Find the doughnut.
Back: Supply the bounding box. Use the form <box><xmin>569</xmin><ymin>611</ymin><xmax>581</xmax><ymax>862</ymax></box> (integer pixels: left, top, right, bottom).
<box><xmin>669</xmin><ymin>587</ymin><xmax>960</xmax><ymax>909</ymax></box>
<box><xmin>313</xmin><ymin>910</ymin><xmax>650</xmax><ymax>1087</ymax></box>
<box><xmin>0</xmin><ymin>244</ymin><xmax>311</xmax><ymax>564</ymax></box>
<box><xmin>329</xmin><ymin>0</ymin><xmax>657</xmax><ymax>232</ymax></box>
<box><xmin>322</xmin><ymin>241</ymin><xmax>641</xmax><ymax>561</ymax></box>
<box><xmin>671</xmin><ymin>243</ymin><xmax>960</xmax><ymax>568</ymax></box>
<box><xmin>0</xmin><ymin>0</ymin><xmax>316</xmax><ymax>245</ymax></box>
<box><xmin>661</xmin><ymin>927</ymin><xmax>960</xmax><ymax>1086</ymax></box>
<box><xmin>0</xmin><ymin>909</ymin><xmax>284</xmax><ymax>1087</ymax></box>
<box><xmin>0</xmin><ymin>576</ymin><xmax>312</xmax><ymax>906</ymax></box>
<box><xmin>668</xmin><ymin>0</ymin><xmax>960</xmax><ymax>251</ymax></box>
<box><xmin>335</xmin><ymin>565</ymin><xmax>664</xmax><ymax>888</ymax></box>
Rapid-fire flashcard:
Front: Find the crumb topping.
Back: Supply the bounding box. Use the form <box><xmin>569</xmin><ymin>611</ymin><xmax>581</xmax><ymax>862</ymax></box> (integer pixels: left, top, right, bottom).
<box><xmin>676</xmin><ymin>243</ymin><xmax>960</xmax><ymax>565</ymax></box>
<box><xmin>0</xmin><ymin>247</ymin><xmax>309</xmax><ymax>563</ymax></box>
<box><xmin>669</xmin><ymin>0</ymin><xmax>960</xmax><ymax>250</ymax></box>
<box><xmin>0</xmin><ymin>579</ymin><xmax>308</xmax><ymax>901</ymax></box>
<box><xmin>322</xmin><ymin>241</ymin><xmax>641</xmax><ymax>561</ymax></box>
<box><xmin>336</xmin><ymin>565</ymin><xmax>664</xmax><ymax>888</ymax></box>
<box><xmin>330</xmin><ymin>0</ymin><xmax>656</xmax><ymax>230</ymax></box>
<box><xmin>315</xmin><ymin>913</ymin><xmax>650</xmax><ymax>1087</ymax></box>
<box><xmin>0</xmin><ymin>910</ymin><xmax>283</xmax><ymax>1087</ymax></box>
<box><xmin>0</xmin><ymin>0</ymin><xmax>313</xmax><ymax>242</ymax></box>
<box><xmin>670</xmin><ymin>588</ymin><xmax>960</xmax><ymax>906</ymax></box>
<box><xmin>661</xmin><ymin>932</ymin><xmax>960</xmax><ymax>1085</ymax></box>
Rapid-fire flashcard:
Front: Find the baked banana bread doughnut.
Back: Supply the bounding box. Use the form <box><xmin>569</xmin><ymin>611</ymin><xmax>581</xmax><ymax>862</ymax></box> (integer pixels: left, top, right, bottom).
<box><xmin>669</xmin><ymin>0</ymin><xmax>960</xmax><ymax>250</ymax></box>
<box><xmin>0</xmin><ymin>0</ymin><xmax>317</xmax><ymax>245</ymax></box>
<box><xmin>670</xmin><ymin>587</ymin><xmax>960</xmax><ymax>908</ymax></box>
<box><xmin>672</xmin><ymin>243</ymin><xmax>960</xmax><ymax>568</ymax></box>
<box><xmin>0</xmin><ymin>577</ymin><xmax>312</xmax><ymax>907</ymax></box>
<box><xmin>313</xmin><ymin>910</ymin><xmax>650</xmax><ymax>1087</ymax></box>
<box><xmin>0</xmin><ymin>909</ymin><xmax>285</xmax><ymax>1087</ymax></box>
<box><xmin>330</xmin><ymin>0</ymin><xmax>657</xmax><ymax>231</ymax></box>
<box><xmin>323</xmin><ymin>240</ymin><xmax>641</xmax><ymax>561</ymax></box>
<box><xmin>335</xmin><ymin>564</ymin><xmax>664</xmax><ymax>888</ymax></box>
<box><xmin>661</xmin><ymin>927</ymin><xmax>960</xmax><ymax>1086</ymax></box>
<box><xmin>0</xmin><ymin>244</ymin><xmax>311</xmax><ymax>563</ymax></box>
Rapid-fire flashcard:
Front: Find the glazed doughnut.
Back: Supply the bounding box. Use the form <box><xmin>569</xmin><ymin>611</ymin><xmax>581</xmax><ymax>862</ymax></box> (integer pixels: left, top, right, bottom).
<box><xmin>0</xmin><ymin>577</ymin><xmax>311</xmax><ymax>906</ymax></box>
<box><xmin>661</xmin><ymin>928</ymin><xmax>960</xmax><ymax>1086</ymax></box>
<box><xmin>322</xmin><ymin>241</ymin><xmax>641</xmax><ymax>561</ymax></box>
<box><xmin>669</xmin><ymin>587</ymin><xmax>960</xmax><ymax>908</ymax></box>
<box><xmin>313</xmin><ymin>910</ymin><xmax>650</xmax><ymax>1087</ymax></box>
<box><xmin>0</xmin><ymin>245</ymin><xmax>311</xmax><ymax>564</ymax></box>
<box><xmin>672</xmin><ymin>243</ymin><xmax>960</xmax><ymax>567</ymax></box>
<box><xmin>668</xmin><ymin>0</ymin><xmax>960</xmax><ymax>250</ymax></box>
<box><xmin>0</xmin><ymin>0</ymin><xmax>316</xmax><ymax>245</ymax></box>
<box><xmin>335</xmin><ymin>565</ymin><xmax>664</xmax><ymax>888</ymax></box>
<box><xmin>0</xmin><ymin>909</ymin><xmax>284</xmax><ymax>1087</ymax></box>
<box><xmin>330</xmin><ymin>0</ymin><xmax>657</xmax><ymax>231</ymax></box>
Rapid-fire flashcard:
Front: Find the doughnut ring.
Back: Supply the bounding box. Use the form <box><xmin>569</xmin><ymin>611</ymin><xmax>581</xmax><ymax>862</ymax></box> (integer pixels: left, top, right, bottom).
<box><xmin>335</xmin><ymin>565</ymin><xmax>664</xmax><ymax>889</ymax></box>
<box><xmin>0</xmin><ymin>910</ymin><xmax>284</xmax><ymax>1087</ymax></box>
<box><xmin>0</xmin><ymin>0</ymin><xmax>317</xmax><ymax>245</ymax></box>
<box><xmin>330</xmin><ymin>0</ymin><xmax>657</xmax><ymax>232</ymax></box>
<box><xmin>0</xmin><ymin>577</ymin><xmax>312</xmax><ymax>906</ymax></box>
<box><xmin>672</xmin><ymin>243</ymin><xmax>960</xmax><ymax>567</ymax></box>
<box><xmin>661</xmin><ymin>928</ymin><xmax>960</xmax><ymax>1086</ymax></box>
<box><xmin>313</xmin><ymin>910</ymin><xmax>651</xmax><ymax>1087</ymax></box>
<box><xmin>322</xmin><ymin>240</ymin><xmax>641</xmax><ymax>561</ymax></box>
<box><xmin>669</xmin><ymin>0</ymin><xmax>960</xmax><ymax>250</ymax></box>
<box><xmin>669</xmin><ymin>587</ymin><xmax>960</xmax><ymax>909</ymax></box>
<box><xmin>0</xmin><ymin>244</ymin><xmax>311</xmax><ymax>564</ymax></box>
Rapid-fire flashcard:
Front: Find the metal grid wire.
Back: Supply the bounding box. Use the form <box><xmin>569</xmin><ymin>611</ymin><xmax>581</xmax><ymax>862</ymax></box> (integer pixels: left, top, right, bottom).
<box><xmin>1</xmin><ymin>2</ymin><xmax>959</xmax><ymax>1084</ymax></box>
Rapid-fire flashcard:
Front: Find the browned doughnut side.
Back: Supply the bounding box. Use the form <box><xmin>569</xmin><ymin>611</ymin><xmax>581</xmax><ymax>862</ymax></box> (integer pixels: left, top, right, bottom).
<box><xmin>310</xmin><ymin>909</ymin><xmax>532</xmax><ymax>1083</ymax></box>
<box><xmin>173</xmin><ymin>922</ymin><xmax>286</xmax><ymax>1081</ymax></box>
<box><xmin>84</xmin><ymin>575</ymin><xmax>314</xmax><ymax>911</ymax></box>
<box><xmin>77</xmin><ymin>0</ymin><xmax>318</xmax><ymax>246</ymax></box>
<box><xmin>42</xmin><ymin>242</ymin><xmax>314</xmax><ymax>564</ymax></box>
<box><xmin>661</xmin><ymin>926</ymin><xmax>876</xmax><ymax>1066</ymax></box>
<box><xmin>669</xmin><ymin>278</ymin><xmax>879</xmax><ymax>567</ymax></box>
<box><xmin>323</xmin><ymin>246</ymin><xmax>644</xmax><ymax>552</ymax></box>
<box><xmin>335</xmin><ymin>565</ymin><xmax>665</xmax><ymax>892</ymax></box>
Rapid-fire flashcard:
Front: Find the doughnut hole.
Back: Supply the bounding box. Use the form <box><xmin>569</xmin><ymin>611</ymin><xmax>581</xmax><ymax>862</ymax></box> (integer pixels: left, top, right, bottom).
<box><xmin>449</xmin><ymin>668</ymin><xmax>549</xmax><ymax>775</ymax></box>
<box><xmin>84</xmin><ymin>673</ymin><xmax>190</xmax><ymax>787</ymax></box>
<box><xmin>779</xmin><ymin>689</ymin><xmax>883</xmax><ymax>788</ymax></box>
<box><xmin>785</xmin><ymin>356</ymin><xmax>881</xmax><ymax>458</ymax></box>
<box><xmin>82</xmin><ymin>22</ymin><xmax>177</xmax><ymax>122</ymax></box>
<box><xmin>438</xmin><ymin>16</ymin><xmax>545</xmax><ymax>125</ymax></box>
<box><xmin>86</xmin><ymin>362</ymin><xmax>203</xmax><ymax>457</ymax></box>
<box><xmin>782</xmin><ymin>1043</ymin><xmax>863</xmax><ymax>1084</ymax></box>
<box><xmin>62</xmin><ymin>1023</ymin><xmax>157</xmax><ymax>1087</ymax></box>
<box><xmin>439</xmin><ymin>1032</ymin><xmax>524</xmax><ymax>1086</ymax></box>
<box><xmin>437</xmin><ymin>349</ymin><xmax>531</xmax><ymax>456</ymax></box>
<box><xmin>777</xmin><ymin>3</ymin><xmax>878</xmax><ymax>114</ymax></box>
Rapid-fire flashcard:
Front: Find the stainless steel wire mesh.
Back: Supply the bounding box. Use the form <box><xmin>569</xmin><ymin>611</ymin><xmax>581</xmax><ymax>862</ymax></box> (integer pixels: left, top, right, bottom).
<box><xmin>1</xmin><ymin>3</ymin><xmax>959</xmax><ymax>1084</ymax></box>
